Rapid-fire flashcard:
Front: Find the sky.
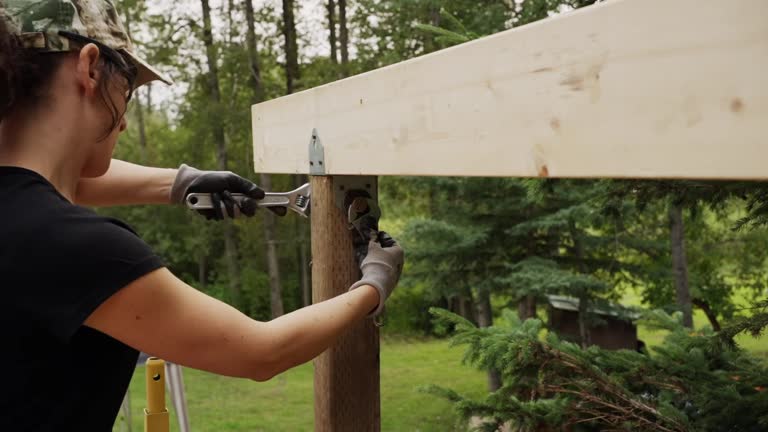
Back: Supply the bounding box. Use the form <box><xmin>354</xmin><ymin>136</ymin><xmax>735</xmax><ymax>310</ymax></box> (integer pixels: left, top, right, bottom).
<box><xmin>139</xmin><ymin>0</ymin><xmax>334</xmax><ymax>116</ymax></box>
<box><xmin>136</xmin><ymin>1</ymin><xmax>576</xmax><ymax>117</ymax></box>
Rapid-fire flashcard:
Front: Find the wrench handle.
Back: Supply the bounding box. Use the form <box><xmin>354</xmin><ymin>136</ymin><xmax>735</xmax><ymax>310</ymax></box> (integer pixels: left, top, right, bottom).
<box><xmin>186</xmin><ymin>193</ymin><xmax>290</xmax><ymax>209</ymax></box>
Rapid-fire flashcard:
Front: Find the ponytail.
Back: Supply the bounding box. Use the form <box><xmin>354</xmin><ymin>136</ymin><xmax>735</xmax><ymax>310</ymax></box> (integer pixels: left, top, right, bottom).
<box><xmin>0</xmin><ymin>11</ymin><xmax>65</xmax><ymax>123</ymax></box>
<box><xmin>0</xmin><ymin>14</ymin><xmax>23</xmax><ymax>121</ymax></box>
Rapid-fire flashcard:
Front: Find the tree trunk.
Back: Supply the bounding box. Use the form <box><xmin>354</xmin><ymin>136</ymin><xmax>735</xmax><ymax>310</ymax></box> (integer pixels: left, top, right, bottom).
<box><xmin>283</xmin><ymin>0</ymin><xmax>309</xmax><ymax>314</ymax></box>
<box><xmin>123</xmin><ymin>12</ymin><xmax>147</xmax><ymax>164</ymax></box>
<box><xmin>135</xmin><ymin>87</ymin><xmax>148</xmax><ymax>164</ymax></box>
<box><xmin>327</xmin><ymin>0</ymin><xmax>338</xmax><ymax>64</ymax></box>
<box><xmin>222</xmin><ymin>225</ymin><xmax>242</xmax><ymax>307</ymax></box>
<box><xmin>455</xmin><ymin>297</ymin><xmax>464</xmax><ymax>313</ymax></box>
<box><xmin>338</xmin><ymin>0</ymin><xmax>349</xmax><ymax>76</ymax></box>
<box><xmin>577</xmin><ymin>291</ymin><xmax>591</xmax><ymax>348</ymax></box>
<box><xmin>201</xmin><ymin>0</ymin><xmax>242</xmax><ymax>308</ymax></box>
<box><xmin>200</xmin><ymin>0</ymin><xmax>225</xmax><ymax>167</ymax></box>
<box><xmin>261</xmin><ymin>173</ymin><xmax>285</xmax><ymax>318</ymax></box>
<box><xmin>244</xmin><ymin>0</ymin><xmax>265</xmax><ymax>102</ymax></box>
<box><xmin>198</xmin><ymin>253</ymin><xmax>208</xmax><ymax>290</ymax></box>
<box><xmin>669</xmin><ymin>203</ymin><xmax>694</xmax><ymax>328</ymax></box>
<box><xmin>476</xmin><ymin>290</ymin><xmax>502</xmax><ymax>392</ymax></box>
<box><xmin>282</xmin><ymin>0</ymin><xmax>300</xmax><ymax>93</ymax></box>
<box><xmin>517</xmin><ymin>294</ymin><xmax>536</xmax><ymax>320</ymax></box>
<box><xmin>245</xmin><ymin>0</ymin><xmax>284</xmax><ymax>317</ymax></box>
<box><xmin>457</xmin><ymin>296</ymin><xmax>476</xmax><ymax>323</ymax></box>
<box><xmin>300</xmin><ymin>233</ymin><xmax>311</xmax><ymax>307</ymax></box>
<box><xmin>569</xmin><ymin>220</ymin><xmax>591</xmax><ymax>348</ymax></box>
<box><xmin>146</xmin><ymin>83</ymin><xmax>152</xmax><ymax>114</ymax></box>
<box><xmin>692</xmin><ymin>298</ymin><xmax>721</xmax><ymax>331</ymax></box>
<box><xmin>227</xmin><ymin>0</ymin><xmax>235</xmax><ymax>44</ymax></box>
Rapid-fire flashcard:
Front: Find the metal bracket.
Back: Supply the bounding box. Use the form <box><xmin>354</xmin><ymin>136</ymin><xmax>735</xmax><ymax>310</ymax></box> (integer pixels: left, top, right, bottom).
<box><xmin>339</xmin><ymin>176</ymin><xmax>380</xmax><ymax>268</ymax></box>
<box><xmin>308</xmin><ymin>128</ymin><xmax>325</xmax><ymax>175</ymax></box>
<box><xmin>334</xmin><ymin>176</ymin><xmax>377</xmax><ymax>211</ymax></box>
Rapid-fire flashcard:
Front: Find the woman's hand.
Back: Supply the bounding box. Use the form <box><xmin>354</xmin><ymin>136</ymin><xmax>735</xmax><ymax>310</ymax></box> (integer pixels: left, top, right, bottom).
<box><xmin>349</xmin><ymin>231</ymin><xmax>405</xmax><ymax>317</ymax></box>
<box><xmin>170</xmin><ymin>164</ymin><xmax>266</xmax><ymax>220</ymax></box>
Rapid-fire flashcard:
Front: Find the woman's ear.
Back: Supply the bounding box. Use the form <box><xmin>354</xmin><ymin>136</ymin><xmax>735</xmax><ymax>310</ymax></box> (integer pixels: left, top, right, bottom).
<box><xmin>76</xmin><ymin>43</ymin><xmax>102</xmax><ymax>97</ymax></box>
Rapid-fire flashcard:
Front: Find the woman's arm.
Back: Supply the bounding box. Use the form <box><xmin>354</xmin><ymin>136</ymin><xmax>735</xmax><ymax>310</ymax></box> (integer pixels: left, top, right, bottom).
<box><xmin>75</xmin><ymin>159</ymin><xmax>176</xmax><ymax>206</ymax></box>
<box><xmin>84</xmin><ymin>268</ymin><xmax>381</xmax><ymax>381</ymax></box>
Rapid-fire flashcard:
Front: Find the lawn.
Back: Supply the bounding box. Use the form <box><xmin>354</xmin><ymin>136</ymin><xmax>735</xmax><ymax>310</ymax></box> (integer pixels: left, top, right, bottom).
<box><xmin>621</xmin><ymin>289</ymin><xmax>768</xmax><ymax>361</ymax></box>
<box><xmin>113</xmin><ymin>293</ymin><xmax>767</xmax><ymax>432</ymax></box>
<box><xmin>113</xmin><ymin>338</ymin><xmax>487</xmax><ymax>432</ymax></box>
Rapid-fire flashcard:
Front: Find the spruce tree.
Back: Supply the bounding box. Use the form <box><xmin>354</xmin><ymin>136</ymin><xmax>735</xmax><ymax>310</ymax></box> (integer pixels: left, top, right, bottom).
<box><xmin>427</xmin><ymin>305</ymin><xmax>768</xmax><ymax>432</ymax></box>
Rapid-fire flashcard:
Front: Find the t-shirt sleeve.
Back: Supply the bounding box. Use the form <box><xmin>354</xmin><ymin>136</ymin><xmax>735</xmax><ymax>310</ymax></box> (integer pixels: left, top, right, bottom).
<box><xmin>16</xmin><ymin>213</ymin><xmax>165</xmax><ymax>343</ymax></box>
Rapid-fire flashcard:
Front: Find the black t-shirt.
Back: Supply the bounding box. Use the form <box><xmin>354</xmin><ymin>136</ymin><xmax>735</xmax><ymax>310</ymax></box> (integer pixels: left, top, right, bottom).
<box><xmin>0</xmin><ymin>167</ymin><xmax>165</xmax><ymax>431</ymax></box>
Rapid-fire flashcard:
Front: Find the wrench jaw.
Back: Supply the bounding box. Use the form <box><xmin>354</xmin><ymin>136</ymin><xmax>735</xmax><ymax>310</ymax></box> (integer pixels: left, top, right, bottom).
<box><xmin>295</xmin><ymin>195</ymin><xmax>311</xmax><ymax>218</ymax></box>
<box><xmin>345</xmin><ymin>191</ymin><xmax>381</xmax><ymax>266</ymax></box>
<box><xmin>286</xmin><ymin>183</ymin><xmax>311</xmax><ymax>218</ymax></box>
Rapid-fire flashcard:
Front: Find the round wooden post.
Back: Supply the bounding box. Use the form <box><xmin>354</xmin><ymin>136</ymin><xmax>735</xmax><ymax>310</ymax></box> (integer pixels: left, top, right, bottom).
<box><xmin>311</xmin><ymin>175</ymin><xmax>381</xmax><ymax>432</ymax></box>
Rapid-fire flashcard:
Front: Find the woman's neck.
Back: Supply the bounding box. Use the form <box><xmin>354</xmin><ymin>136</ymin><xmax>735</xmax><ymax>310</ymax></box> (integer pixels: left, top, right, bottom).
<box><xmin>0</xmin><ymin>112</ymin><xmax>87</xmax><ymax>203</ymax></box>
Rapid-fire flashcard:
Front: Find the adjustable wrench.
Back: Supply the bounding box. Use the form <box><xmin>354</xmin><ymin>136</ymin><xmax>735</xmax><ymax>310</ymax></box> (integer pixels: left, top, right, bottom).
<box><xmin>185</xmin><ymin>183</ymin><xmax>311</xmax><ymax>218</ymax></box>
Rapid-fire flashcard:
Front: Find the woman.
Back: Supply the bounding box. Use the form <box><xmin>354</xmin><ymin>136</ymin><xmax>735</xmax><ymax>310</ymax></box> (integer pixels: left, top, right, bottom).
<box><xmin>0</xmin><ymin>1</ymin><xmax>404</xmax><ymax>430</ymax></box>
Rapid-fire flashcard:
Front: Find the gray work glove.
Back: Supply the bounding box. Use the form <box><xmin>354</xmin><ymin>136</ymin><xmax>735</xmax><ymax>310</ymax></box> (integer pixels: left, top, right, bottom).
<box><xmin>349</xmin><ymin>231</ymin><xmax>405</xmax><ymax>318</ymax></box>
<box><xmin>170</xmin><ymin>164</ymin><xmax>268</xmax><ymax>220</ymax></box>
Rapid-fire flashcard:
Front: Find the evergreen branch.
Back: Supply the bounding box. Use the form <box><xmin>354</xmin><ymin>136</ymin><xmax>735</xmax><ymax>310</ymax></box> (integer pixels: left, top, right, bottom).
<box><xmin>540</xmin><ymin>344</ymin><xmax>688</xmax><ymax>432</ymax></box>
<box><xmin>413</xmin><ymin>23</ymin><xmax>470</xmax><ymax>44</ymax></box>
<box><xmin>713</xmin><ymin>298</ymin><xmax>768</xmax><ymax>348</ymax></box>
<box><xmin>439</xmin><ymin>8</ymin><xmax>469</xmax><ymax>36</ymax></box>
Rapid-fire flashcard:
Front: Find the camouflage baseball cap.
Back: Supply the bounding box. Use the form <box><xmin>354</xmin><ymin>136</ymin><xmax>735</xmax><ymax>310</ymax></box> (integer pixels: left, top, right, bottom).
<box><xmin>1</xmin><ymin>0</ymin><xmax>172</xmax><ymax>88</ymax></box>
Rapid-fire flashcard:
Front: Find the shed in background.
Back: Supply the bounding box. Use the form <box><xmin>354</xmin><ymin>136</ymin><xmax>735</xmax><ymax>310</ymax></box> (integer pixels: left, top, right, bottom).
<box><xmin>547</xmin><ymin>295</ymin><xmax>641</xmax><ymax>351</ymax></box>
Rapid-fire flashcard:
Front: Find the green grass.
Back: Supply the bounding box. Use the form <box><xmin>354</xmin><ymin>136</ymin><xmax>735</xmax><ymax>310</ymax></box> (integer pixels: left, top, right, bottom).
<box><xmin>621</xmin><ymin>289</ymin><xmax>768</xmax><ymax>361</ymax></box>
<box><xmin>113</xmin><ymin>338</ymin><xmax>486</xmax><ymax>432</ymax></box>
<box><xmin>634</xmin><ymin>312</ymin><xmax>768</xmax><ymax>360</ymax></box>
<box><xmin>113</xmin><ymin>292</ymin><xmax>767</xmax><ymax>431</ymax></box>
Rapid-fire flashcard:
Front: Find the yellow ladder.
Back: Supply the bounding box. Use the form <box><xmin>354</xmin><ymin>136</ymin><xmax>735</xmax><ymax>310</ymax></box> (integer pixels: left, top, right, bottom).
<box><xmin>144</xmin><ymin>358</ymin><xmax>169</xmax><ymax>432</ymax></box>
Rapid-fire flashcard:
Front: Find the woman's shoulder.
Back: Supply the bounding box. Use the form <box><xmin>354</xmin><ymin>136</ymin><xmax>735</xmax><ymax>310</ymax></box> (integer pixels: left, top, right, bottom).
<box><xmin>0</xmin><ymin>174</ymin><xmax>144</xmax><ymax>258</ymax></box>
<box><xmin>0</xmin><ymin>166</ymin><xmax>74</xmax><ymax>211</ymax></box>
<box><xmin>1</xmin><ymin>166</ymin><xmax>138</xmax><ymax>232</ymax></box>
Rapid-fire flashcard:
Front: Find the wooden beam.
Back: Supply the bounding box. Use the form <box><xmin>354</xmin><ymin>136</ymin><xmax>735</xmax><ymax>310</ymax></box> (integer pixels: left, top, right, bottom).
<box><xmin>253</xmin><ymin>0</ymin><xmax>768</xmax><ymax>179</ymax></box>
<box><xmin>310</xmin><ymin>176</ymin><xmax>380</xmax><ymax>432</ymax></box>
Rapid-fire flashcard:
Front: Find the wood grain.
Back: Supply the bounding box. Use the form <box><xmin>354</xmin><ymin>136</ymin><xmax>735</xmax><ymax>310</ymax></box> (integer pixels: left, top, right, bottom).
<box><xmin>253</xmin><ymin>0</ymin><xmax>768</xmax><ymax>179</ymax></box>
<box><xmin>311</xmin><ymin>176</ymin><xmax>380</xmax><ymax>432</ymax></box>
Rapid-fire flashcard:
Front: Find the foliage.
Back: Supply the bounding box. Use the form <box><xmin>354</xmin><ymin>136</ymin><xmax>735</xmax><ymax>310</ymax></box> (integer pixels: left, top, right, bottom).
<box><xmin>715</xmin><ymin>299</ymin><xmax>768</xmax><ymax>348</ymax></box>
<box><xmin>604</xmin><ymin>180</ymin><xmax>768</xmax><ymax>325</ymax></box>
<box><xmin>428</xmin><ymin>307</ymin><xmax>768</xmax><ymax>431</ymax></box>
<box><xmin>110</xmin><ymin>0</ymin><xmax>768</xmax><ymax>334</ymax></box>
<box><xmin>103</xmin><ymin>0</ymin><xmax>768</xmax><ymax>430</ymax></box>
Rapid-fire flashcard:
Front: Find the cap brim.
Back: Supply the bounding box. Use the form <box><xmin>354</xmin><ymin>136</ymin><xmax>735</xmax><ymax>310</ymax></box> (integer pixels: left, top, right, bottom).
<box><xmin>123</xmin><ymin>50</ymin><xmax>174</xmax><ymax>88</ymax></box>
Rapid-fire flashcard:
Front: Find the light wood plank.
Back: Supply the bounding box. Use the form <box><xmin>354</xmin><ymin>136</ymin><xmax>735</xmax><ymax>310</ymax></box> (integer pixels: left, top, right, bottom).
<box><xmin>253</xmin><ymin>0</ymin><xmax>768</xmax><ymax>179</ymax></box>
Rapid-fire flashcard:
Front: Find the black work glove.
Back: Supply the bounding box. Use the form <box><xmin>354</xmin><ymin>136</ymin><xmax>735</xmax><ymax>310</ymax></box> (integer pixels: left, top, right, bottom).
<box><xmin>170</xmin><ymin>164</ymin><xmax>266</xmax><ymax>220</ymax></box>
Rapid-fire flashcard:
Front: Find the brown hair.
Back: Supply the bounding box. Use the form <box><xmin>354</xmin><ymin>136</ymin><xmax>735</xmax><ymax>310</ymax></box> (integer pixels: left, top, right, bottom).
<box><xmin>0</xmin><ymin>18</ymin><xmax>137</xmax><ymax>133</ymax></box>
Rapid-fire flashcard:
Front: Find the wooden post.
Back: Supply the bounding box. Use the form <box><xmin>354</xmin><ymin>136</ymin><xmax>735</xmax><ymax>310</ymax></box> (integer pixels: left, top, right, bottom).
<box><xmin>311</xmin><ymin>175</ymin><xmax>380</xmax><ymax>432</ymax></box>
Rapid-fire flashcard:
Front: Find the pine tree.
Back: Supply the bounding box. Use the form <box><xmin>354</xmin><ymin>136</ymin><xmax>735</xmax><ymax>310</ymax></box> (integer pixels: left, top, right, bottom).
<box><xmin>426</xmin><ymin>304</ymin><xmax>768</xmax><ymax>432</ymax></box>
<box><xmin>606</xmin><ymin>180</ymin><xmax>768</xmax><ymax>330</ymax></box>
